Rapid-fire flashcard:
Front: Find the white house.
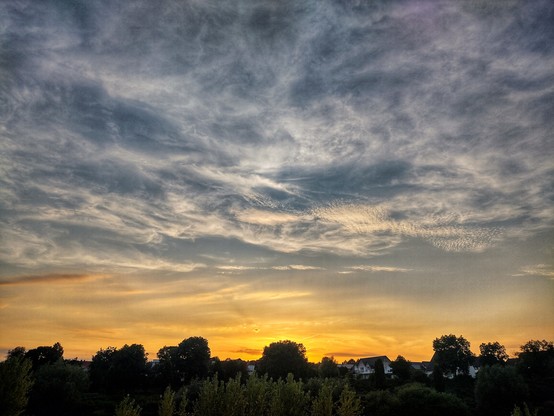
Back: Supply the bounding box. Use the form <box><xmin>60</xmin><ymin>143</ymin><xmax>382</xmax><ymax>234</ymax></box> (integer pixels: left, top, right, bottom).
<box><xmin>352</xmin><ymin>356</ymin><xmax>392</xmax><ymax>379</ymax></box>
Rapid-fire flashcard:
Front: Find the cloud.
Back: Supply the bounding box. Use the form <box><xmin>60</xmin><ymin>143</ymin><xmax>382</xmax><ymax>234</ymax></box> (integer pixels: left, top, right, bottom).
<box><xmin>0</xmin><ymin>273</ymin><xmax>104</xmax><ymax>287</ymax></box>
<box><xmin>347</xmin><ymin>266</ymin><xmax>412</xmax><ymax>273</ymax></box>
<box><xmin>313</xmin><ymin>203</ymin><xmax>500</xmax><ymax>252</ymax></box>
<box><xmin>514</xmin><ymin>264</ymin><xmax>554</xmax><ymax>280</ymax></box>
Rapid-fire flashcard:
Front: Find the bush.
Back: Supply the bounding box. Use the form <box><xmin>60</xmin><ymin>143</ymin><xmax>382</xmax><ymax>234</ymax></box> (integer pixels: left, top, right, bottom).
<box><xmin>396</xmin><ymin>383</ymin><xmax>469</xmax><ymax>416</ymax></box>
<box><xmin>115</xmin><ymin>396</ymin><xmax>142</xmax><ymax>416</ymax></box>
<box><xmin>475</xmin><ymin>365</ymin><xmax>529</xmax><ymax>416</ymax></box>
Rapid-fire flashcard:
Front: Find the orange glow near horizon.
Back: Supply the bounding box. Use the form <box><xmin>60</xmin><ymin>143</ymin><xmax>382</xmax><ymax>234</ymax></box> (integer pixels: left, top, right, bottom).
<box><xmin>1</xmin><ymin>270</ymin><xmax>552</xmax><ymax>363</ymax></box>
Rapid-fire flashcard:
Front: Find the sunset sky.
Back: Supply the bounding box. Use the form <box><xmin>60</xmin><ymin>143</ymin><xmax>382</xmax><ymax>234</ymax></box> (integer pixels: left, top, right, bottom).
<box><xmin>1</xmin><ymin>0</ymin><xmax>553</xmax><ymax>363</ymax></box>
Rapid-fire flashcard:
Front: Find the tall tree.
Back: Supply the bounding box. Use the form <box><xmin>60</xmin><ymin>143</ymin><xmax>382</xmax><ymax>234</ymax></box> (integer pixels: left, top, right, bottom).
<box><xmin>89</xmin><ymin>346</ymin><xmax>117</xmax><ymax>391</ymax></box>
<box><xmin>156</xmin><ymin>346</ymin><xmax>180</xmax><ymax>387</ymax></box>
<box><xmin>257</xmin><ymin>340</ymin><xmax>309</xmax><ymax>380</ymax></box>
<box><xmin>432</xmin><ymin>334</ymin><xmax>474</xmax><ymax>376</ymax></box>
<box><xmin>177</xmin><ymin>336</ymin><xmax>211</xmax><ymax>383</ymax></box>
<box><xmin>0</xmin><ymin>356</ymin><xmax>33</xmax><ymax>416</ymax></box>
<box><xmin>479</xmin><ymin>342</ymin><xmax>508</xmax><ymax>367</ymax></box>
<box><xmin>374</xmin><ymin>359</ymin><xmax>386</xmax><ymax>390</ymax></box>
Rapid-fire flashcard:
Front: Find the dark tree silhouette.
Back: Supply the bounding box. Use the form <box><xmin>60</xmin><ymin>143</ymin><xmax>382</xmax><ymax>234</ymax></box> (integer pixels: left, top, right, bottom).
<box><xmin>28</xmin><ymin>360</ymin><xmax>89</xmax><ymax>416</ymax></box>
<box><xmin>517</xmin><ymin>339</ymin><xmax>554</xmax><ymax>377</ymax></box>
<box><xmin>89</xmin><ymin>346</ymin><xmax>117</xmax><ymax>391</ymax></box>
<box><xmin>319</xmin><ymin>356</ymin><xmax>339</xmax><ymax>378</ymax></box>
<box><xmin>479</xmin><ymin>342</ymin><xmax>508</xmax><ymax>367</ymax></box>
<box><xmin>257</xmin><ymin>340</ymin><xmax>309</xmax><ymax>380</ymax></box>
<box><xmin>474</xmin><ymin>365</ymin><xmax>528</xmax><ymax>416</ymax></box>
<box><xmin>374</xmin><ymin>358</ymin><xmax>386</xmax><ymax>389</ymax></box>
<box><xmin>24</xmin><ymin>342</ymin><xmax>64</xmax><ymax>371</ymax></box>
<box><xmin>89</xmin><ymin>344</ymin><xmax>147</xmax><ymax>392</ymax></box>
<box><xmin>177</xmin><ymin>336</ymin><xmax>211</xmax><ymax>383</ymax></box>
<box><xmin>390</xmin><ymin>355</ymin><xmax>412</xmax><ymax>382</ymax></box>
<box><xmin>0</xmin><ymin>355</ymin><xmax>33</xmax><ymax>416</ymax></box>
<box><xmin>432</xmin><ymin>334</ymin><xmax>474</xmax><ymax>376</ymax></box>
<box><xmin>156</xmin><ymin>345</ymin><xmax>180</xmax><ymax>387</ymax></box>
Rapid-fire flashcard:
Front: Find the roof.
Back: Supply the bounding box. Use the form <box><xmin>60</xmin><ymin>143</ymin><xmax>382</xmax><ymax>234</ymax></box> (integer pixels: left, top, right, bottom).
<box><xmin>357</xmin><ymin>356</ymin><xmax>391</xmax><ymax>365</ymax></box>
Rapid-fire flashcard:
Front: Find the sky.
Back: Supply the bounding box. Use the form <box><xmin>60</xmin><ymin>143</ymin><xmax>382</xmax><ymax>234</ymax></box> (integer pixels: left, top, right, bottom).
<box><xmin>0</xmin><ymin>0</ymin><xmax>553</xmax><ymax>363</ymax></box>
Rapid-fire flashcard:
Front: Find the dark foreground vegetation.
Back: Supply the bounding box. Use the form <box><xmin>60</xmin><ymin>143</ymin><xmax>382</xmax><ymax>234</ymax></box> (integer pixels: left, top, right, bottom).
<box><xmin>1</xmin><ymin>336</ymin><xmax>553</xmax><ymax>416</ymax></box>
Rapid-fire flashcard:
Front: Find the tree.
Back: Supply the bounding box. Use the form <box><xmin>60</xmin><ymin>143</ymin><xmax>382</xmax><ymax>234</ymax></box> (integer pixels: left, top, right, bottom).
<box><xmin>90</xmin><ymin>346</ymin><xmax>117</xmax><ymax>391</ymax></box>
<box><xmin>28</xmin><ymin>360</ymin><xmax>90</xmax><ymax>416</ymax></box>
<box><xmin>474</xmin><ymin>365</ymin><xmax>529</xmax><ymax>416</ymax></box>
<box><xmin>374</xmin><ymin>358</ymin><xmax>386</xmax><ymax>389</ymax></box>
<box><xmin>395</xmin><ymin>383</ymin><xmax>469</xmax><ymax>416</ymax></box>
<box><xmin>336</xmin><ymin>385</ymin><xmax>362</xmax><ymax>416</ymax></box>
<box><xmin>311</xmin><ymin>382</ymin><xmax>333</xmax><ymax>416</ymax></box>
<box><xmin>115</xmin><ymin>395</ymin><xmax>142</xmax><ymax>416</ymax></box>
<box><xmin>432</xmin><ymin>367</ymin><xmax>445</xmax><ymax>392</ymax></box>
<box><xmin>25</xmin><ymin>342</ymin><xmax>64</xmax><ymax>370</ymax></box>
<box><xmin>0</xmin><ymin>356</ymin><xmax>33</xmax><ymax>416</ymax></box>
<box><xmin>110</xmin><ymin>344</ymin><xmax>148</xmax><ymax>391</ymax></box>
<box><xmin>479</xmin><ymin>342</ymin><xmax>508</xmax><ymax>367</ymax></box>
<box><xmin>6</xmin><ymin>347</ymin><xmax>26</xmax><ymax>360</ymax></box>
<box><xmin>257</xmin><ymin>340</ymin><xmax>310</xmax><ymax>380</ymax></box>
<box><xmin>517</xmin><ymin>339</ymin><xmax>554</xmax><ymax>377</ymax></box>
<box><xmin>432</xmin><ymin>334</ymin><xmax>474</xmax><ymax>376</ymax></box>
<box><xmin>319</xmin><ymin>356</ymin><xmax>339</xmax><ymax>378</ymax></box>
<box><xmin>89</xmin><ymin>344</ymin><xmax>148</xmax><ymax>393</ymax></box>
<box><xmin>156</xmin><ymin>346</ymin><xmax>179</xmax><ymax>387</ymax></box>
<box><xmin>390</xmin><ymin>355</ymin><xmax>412</xmax><ymax>382</ymax></box>
<box><xmin>158</xmin><ymin>386</ymin><xmax>176</xmax><ymax>416</ymax></box>
<box><xmin>177</xmin><ymin>336</ymin><xmax>211</xmax><ymax>383</ymax></box>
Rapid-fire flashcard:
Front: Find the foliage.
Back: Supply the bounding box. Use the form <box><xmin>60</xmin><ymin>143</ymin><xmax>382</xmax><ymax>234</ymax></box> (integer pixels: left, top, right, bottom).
<box><xmin>158</xmin><ymin>386</ymin><xmax>175</xmax><ymax>416</ymax></box>
<box><xmin>362</xmin><ymin>390</ymin><xmax>399</xmax><ymax>416</ymax></box>
<box><xmin>432</xmin><ymin>334</ymin><xmax>474</xmax><ymax>376</ymax></box>
<box><xmin>390</xmin><ymin>355</ymin><xmax>411</xmax><ymax>382</ymax></box>
<box><xmin>24</xmin><ymin>342</ymin><xmax>64</xmax><ymax>371</ymax></box>
<box><xmin>257</xmin><ymin>340</ymin><xmax>310</xmax><ymax>381</ymax></box>
<box><xmin>244</xmin><ymin>373</ymin><xmax>271</xmax><ymax>416</ymax></box>
<box><xmin>517</xmin><ymin>339</ymin><xmax>554</xmax><ymax>378</ymax></box>
<box><xmin>479</xmin><ymin>342</ymin><xmax>508</xmax><ymax>367</ymax></box>
<box><xmin>0</xmin><ymin>356</ymin><xmax>33</xmax><ymax>416</ymax></box>
<box><xmin>193</xmin><ymin>375</ymin><xmax>223</xmax><ymax>416</ymax></box>
<box><xmin>511</xmin><ymin>403</ymin><xmax>538</xmax><ymax>416</ymax></box>
<box><xmin>90</xmin><ymin>344</ymin><xmax>148</xmax><ymax>393</ymax></box>
<box><xmin>90</xmin><ymin>346</ymin><xmax>118</xmax><ymax>390</ymax></box>
<box><xmin>28</xmin><ymin>359</ymin><xmax>90</xmax><ymax>416</ymax></box>
<box><xmin>176</xmin><ymin>388</ymin><xmax>189</xmax><ymax>416</ymax></box>
<box><xmin>223</xmin><ymin>375</ymin><xmax>247</xmax><ymax>416</ymax></box>
<box><xmin>311</xmin><ymin>382</ymin><xmax>333</xmax><ymax>416</ymax></box>
<box><xmin>319</xmin><ymin>356</ymin><xmax>339</xmax><ymax>378</ymax></box>
<box><xmin>212</xmin><ymin>358</ymin><xmax>249</xmax><ymax>382</ymax></box>
<box><xmin>432</xmin><ymin>367</ymin><xmax>445</xmax><ymax>392</ymax></box>
<box><xmin>269</xmin><ymin>374</ymin><xmax>309</xmax><ymax>416</ymax></box>
<box><xmin>177</xmin><ymin>337</ymin><xmax>211</xmax><ymax>384</ymax></box>
<box><xmin>336</xmin><ymin>385</ymin><xmax>362</xmax><ymax>416</ymax></box>
<box><xmin>156</xmin><ymin>346</ymin><xmax>180</xmax><ymax>388</ymax></box>
<box><xmin>115</xmin><ymin>395</ymin><xmax>142</xmax><ymax>416</ymax></box>
<box><xmin>395</xmin><ymin>383</ymin><xmax>469</xmax><ymax>416</ymax></box>
<box><xmin>374</xmin><ymin>359</ymin><xmax>386</xmax><ymax>390</ymax></box>
<box><xmin>474</xmin><ymin>365</ymin><xmax>529</xmax><ymax>416</ymax></box>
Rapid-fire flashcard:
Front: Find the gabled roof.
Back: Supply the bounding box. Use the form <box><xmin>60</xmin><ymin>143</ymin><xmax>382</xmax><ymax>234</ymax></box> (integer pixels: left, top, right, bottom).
<box><xmin>357</xmin><ymin>356</ymin><xmax>391</xmax><ymax>366</ymax></box>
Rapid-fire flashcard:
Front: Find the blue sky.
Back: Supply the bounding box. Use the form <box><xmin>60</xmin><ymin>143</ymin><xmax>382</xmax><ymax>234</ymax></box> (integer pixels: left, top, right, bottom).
<box><xmin>0</xmin><ymin>0</ymin><xmax>553</xmax><ymax>361</ymax></box>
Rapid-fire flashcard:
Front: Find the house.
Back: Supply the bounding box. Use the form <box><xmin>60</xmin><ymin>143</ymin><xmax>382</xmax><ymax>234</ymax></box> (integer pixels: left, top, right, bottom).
<box><xmin>352</xmin><ymin>356</ymin><xmax>392</xmax><ymax>379</ymax></box>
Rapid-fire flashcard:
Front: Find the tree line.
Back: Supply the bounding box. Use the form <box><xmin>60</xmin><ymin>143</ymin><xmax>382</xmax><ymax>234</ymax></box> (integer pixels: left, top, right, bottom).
<box><xmin>0</xmin><ymin>335</ymin><xmax>553</xmax><ymax>416</ymax></box>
